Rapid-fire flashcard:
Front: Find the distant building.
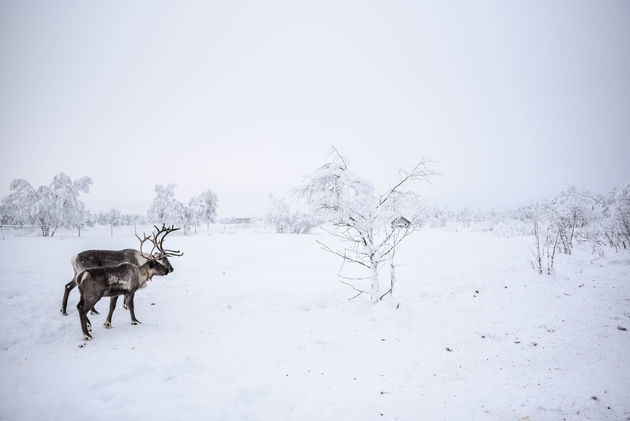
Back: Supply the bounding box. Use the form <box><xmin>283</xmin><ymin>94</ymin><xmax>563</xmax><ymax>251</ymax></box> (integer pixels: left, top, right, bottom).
<box><xmin>219</xmin><ymin>217</ymin><xmax>254</xmax><ymax>224</ymax></box>
<box><xmin>391</xmin><ymin>216</ymin><xmax>411</xmax><ymax>229</ymax></box>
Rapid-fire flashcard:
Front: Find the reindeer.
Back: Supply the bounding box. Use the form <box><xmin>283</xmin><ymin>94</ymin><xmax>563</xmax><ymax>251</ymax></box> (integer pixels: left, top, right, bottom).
<box><xmin>76</xmin><ymin>235</ymin><xmax>172</xmax><ymax>341</ymax></box>
<box><xmin>60</xmin><ymin>224</ymin><xmax>183</xmax><ymax>316</ymax></box>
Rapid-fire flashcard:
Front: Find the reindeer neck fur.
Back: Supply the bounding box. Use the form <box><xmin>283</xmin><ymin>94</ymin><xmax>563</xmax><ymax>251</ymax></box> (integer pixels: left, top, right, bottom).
<box><xmin>136</xmin><ymin>261</ymin><xmax>164</xmax><ymax>284</ymax></box>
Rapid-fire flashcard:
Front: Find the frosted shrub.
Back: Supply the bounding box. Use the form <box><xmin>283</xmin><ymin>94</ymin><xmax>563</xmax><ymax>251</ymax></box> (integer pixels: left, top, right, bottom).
<box><xmin>266</xmin><ymin>195</ymin><xmax>317</xmax><ymax>234</ymax></box>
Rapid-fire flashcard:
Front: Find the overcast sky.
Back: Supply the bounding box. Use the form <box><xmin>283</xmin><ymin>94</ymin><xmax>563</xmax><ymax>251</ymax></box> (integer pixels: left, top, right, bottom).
<box><xmin>1</xmin><ymin>0</ymin><xmax>629</xmax><ymax>217</ymax></box>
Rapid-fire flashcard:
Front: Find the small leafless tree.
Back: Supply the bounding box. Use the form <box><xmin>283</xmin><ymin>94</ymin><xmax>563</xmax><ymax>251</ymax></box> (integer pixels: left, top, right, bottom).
<box><xmin>300</xmin><ymin>148</ymin><xmax>436</xmax><ymax>302</ymax></box>
<box><xmin>528</xmin><ymin>203</ymin><xmax>560</xmax><ymax>275</ymax></box>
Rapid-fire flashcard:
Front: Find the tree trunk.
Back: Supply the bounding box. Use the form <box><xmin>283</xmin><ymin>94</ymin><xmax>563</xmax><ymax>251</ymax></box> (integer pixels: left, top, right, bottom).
<box><xmin>370</xmin><ymin>259</ymin><xmax>380</xmax><ymax>302</ymax></box>
<box><xmin>39</xmin><ymin>219</ymin><xmax>48</xmax><ymax>237</ymax></box>
<box><xmin>110</xmin><ymin>225</ymin><xmax>113</xmax><ymax>237</ymax></box>
<box><xmin>390</xmin><ymin>245</ymin><xmax>396</xmax><ymax>295</ymax></box>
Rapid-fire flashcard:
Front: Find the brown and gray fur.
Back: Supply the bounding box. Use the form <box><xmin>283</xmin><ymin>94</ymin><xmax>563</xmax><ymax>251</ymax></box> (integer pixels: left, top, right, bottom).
<box><xmin>61</xmin><ymin>249</ymin><xmax>174</xmax><ymax>316</ymax></box>
<box><xmin>77</xmin><ymin>260</ymin><xmax>170</xmax><ymax>341</ymax></box>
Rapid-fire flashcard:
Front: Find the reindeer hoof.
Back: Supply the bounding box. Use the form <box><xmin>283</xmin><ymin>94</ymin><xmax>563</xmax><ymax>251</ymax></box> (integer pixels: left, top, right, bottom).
<box><xmin>83</xmin><ymin>334</ymin><xmax>92</xmax><ymax>341</ymax></box>
<box><xmin>131</xmin><ymin>320</ymin><xmax>141</xmax><ymax>325</ymax></box>
<box><xmin>123</xmin><ymin>304</ymin><xmax>128</xmax><ymax>310</ymax></box>
<box><xmin>103</xmin><ymin>322</ymin><xmax>112</xmax><ymax>329</ymax></box>
<box><xmin>60</xmin><ymin>309</ymin><xmax>68</xmax><ymax>316</ymax></box>
<box><xmin>89</xmin><ymin>309</ymin><xmax>100</xmax><ymax>315</ymax></box>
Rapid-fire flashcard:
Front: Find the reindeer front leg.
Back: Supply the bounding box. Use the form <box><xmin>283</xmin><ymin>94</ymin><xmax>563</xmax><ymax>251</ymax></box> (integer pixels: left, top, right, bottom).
<box><xmin>104</xmin><ymin>296</ymin><xmax>119</xmax><ymax>329</ymax></box>
<box><xmin>127</xmin><ymin>291</ymin><xmax>141</xmax><ymax>325</ymax></box>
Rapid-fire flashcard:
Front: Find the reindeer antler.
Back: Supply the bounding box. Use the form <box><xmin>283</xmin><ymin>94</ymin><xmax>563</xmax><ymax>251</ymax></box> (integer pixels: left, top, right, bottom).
<box><xmin>135</xmin><ymin>233</ymin><xmax>157</xmax><ymax>260</ymax></box>
<box><xmin>152</xmin><ymin>224</ymin><xmax>184</xmax><ymax>257</ymax></box>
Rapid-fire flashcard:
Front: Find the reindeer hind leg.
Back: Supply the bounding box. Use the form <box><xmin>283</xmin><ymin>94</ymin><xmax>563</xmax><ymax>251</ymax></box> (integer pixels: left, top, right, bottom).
<box><xmin>61</xmin><ymin>277</ymin><xmax>77</xmax><ymax>316</ymax></box>
<box><xmin>77</xmin><ymin>298</ymin><xmax>92</xmax><ymax>341</ymax></box>
<box><xmin>104</xmin><ymin>296</ymin><xmax>119</xmax><ymax>329</ymax></box>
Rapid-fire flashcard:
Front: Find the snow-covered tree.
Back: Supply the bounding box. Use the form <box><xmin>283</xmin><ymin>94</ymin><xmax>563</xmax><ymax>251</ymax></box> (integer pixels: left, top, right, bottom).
<box><xmin>0</xmin><ymin>203</ymin><xmax>12</xmax><ymax>225</ymax></box>
<box><xmin>548</xmin><ymin>187</ymin><xmax>596</xmax><ymax>255</ymax></box>
<box><xmin>84</xmin><ymin>210</ymin><xmax>97</xmax><ymax>227</ymax></box>
<box><xmin>148</xmin><ymin>185</ymin><xmax>218</xmax><ymax>235</ymax></box>
<box><xmin>147</xmin><ymin>184</ymin><xmax>185</xmax><ymax>227</ymax></box>
<box><xmin>265</xmin><ymin>194</ymin><xmax>317</xmax><ymax>234</ymax></box>
<box><xmin>0</xmin><ymin>173</ymin><xmax>92</xmax><ymax>236</ymax></box>
<box><xmin>1</xmin><ymin>179</ymin><xmax>38</xmax><ymax>226</ymax></box>
<box><xmin>126</xmin><ymin>214</ymin><xmax>146</xmax><ymax>235</ymax></box>
<box><xmin>605</xmin><ymin>183</ymin><xmax>630</xmax><ymax>250</ymax></box>
<box><xmin>187</xmin><ymin>196</ymin><xmax>206</xmax><ymax>235</ymax></box>
<box><xmin>524</xmin><ymin>202</ymin><xmax>560</xmax><ymax>275</ymax></box>
<box><xmin>100</xmin><ymin>208</ymin><xmax>123</xmax><ymax>237</ymax></box>
<box><xmin>299</xmin><ymin>148</ymin><xmax>435</xmax><ymax>302</ymax></box>
<box><xmin>198</xmin><ymin>189</ymin><xmax>218</xmax><ymax>229</ymax></box>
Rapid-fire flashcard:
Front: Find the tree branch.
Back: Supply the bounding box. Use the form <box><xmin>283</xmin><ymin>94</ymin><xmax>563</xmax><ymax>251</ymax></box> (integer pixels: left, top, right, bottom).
<box><xmin>338</xmin><ymin>280</ymin><xmax>369</xmax><ymax>301</ymax></box>
<box><xmin>316</xmin><ymin>240</ymin><xmax>370</xmax><ymax>268</ymax></box>
<box><xmin>378</xmin><ymin>157</ymin><xmax>438</xmax><ymax>207</ymax></box>
<box><xmin>330</xmin><ymin>146</ymin><xmax>348</xmax><ymax>170</ymax></box>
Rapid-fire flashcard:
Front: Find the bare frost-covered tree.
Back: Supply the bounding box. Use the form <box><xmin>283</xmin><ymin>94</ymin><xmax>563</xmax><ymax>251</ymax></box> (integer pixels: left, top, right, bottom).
<box><xmin>99</xmin><ymin>208</ymin><xmax>123</xmax><ymax>237</ymax></box>
<box><xmin>299</xmin><ymin>148</ymin><xmax>435</xmax><ymax>302</ymax></box>
<box><xmin>525</xmin><ymin>202</ymin><xmax>560</xmax><ymax>275</ymax></box>
<box><xmin>266</xmin><ymin>194</ymin><xmax>317</xmax><ymax>234</ymax></box>
<box><xmin>148</xmin><ymin>185</ymin><xmax>219</xmax><ymax>235</ymax></box>
<box><xmin>1</xmin><ymin>173</ymin><xmax>92</xmax><ymax>236</ymax></box>
<box><xmin>187</xmin><ymin>196</ymin><xmax>205</xmax><ymax>235</ymax></box>
<box><xmin>612</xmin><ymin>183</ymin><xmax>630</xmax><ymax>249</ymax></box>
<box><xmin>148</xmin><ymin>184</ymin><xmax>187</xmax><ymax>229</ymax></box>
<box><xmin>549</xmin><ymin>187</ymin><xmax>595</xmax><ymax>255</ymax></box>
<box><xmin>524</xmin><ymin>184</ymin><xmax>630</xmax><ymax>274</ymax></box>
<box><xmin>198</xmin><ymin>189</ymin><xmax>219</xmax><ymax>229</ymax></box>
<box><xmin>187</xmin><ymin>189</ymin><xmax>218</xmax><ymax>234</ymax></box>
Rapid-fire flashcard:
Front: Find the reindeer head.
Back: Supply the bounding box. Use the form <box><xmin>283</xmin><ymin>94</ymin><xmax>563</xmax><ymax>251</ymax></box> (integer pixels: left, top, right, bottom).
<box><xmin>146</xmin><ymin>259</ymin><xmax>170</xmax><ymax>277</ymax></box>
<box><xmin>150</xmin><ymin>224</ymin><xmax>183</xmax><ymax>273</ymax></box>
<box><xmin>135</xmin><ymin>225</ymin><xmax>183</xmax><ymax>274</ymax></box>
<box><xmin>134</xmin><ymin>233</ymin><xmax>172</xmax><ymax>279</ymax></box>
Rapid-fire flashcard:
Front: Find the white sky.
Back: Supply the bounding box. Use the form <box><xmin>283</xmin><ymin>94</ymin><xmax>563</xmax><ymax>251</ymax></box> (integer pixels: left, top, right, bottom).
<box><xmin>1</xmin><ymin>0</ymin><xmax>629</xmax><ymax>216</ymax></box>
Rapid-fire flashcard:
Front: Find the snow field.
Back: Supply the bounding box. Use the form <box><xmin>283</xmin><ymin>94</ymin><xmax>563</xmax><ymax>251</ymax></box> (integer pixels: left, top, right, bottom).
<box><xmin>0</xmin><ymin>227</ymin><xmax>628</xmax><ymax>420</ymax></box>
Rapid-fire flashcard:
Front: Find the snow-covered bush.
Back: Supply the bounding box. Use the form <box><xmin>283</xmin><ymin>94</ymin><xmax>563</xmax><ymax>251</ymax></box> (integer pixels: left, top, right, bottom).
<box><xmin>0</xmin><ymin>173</ymin><xmax>92</xmax><ymax>236</ymax></box>
<box><xmin>596</xmin><ymin>183</ymin><xmax>630</xmax><ymax>251</ymax></box>
<box><xmin>520</xmin><ymin>184</ymin><xmax>630</xmax><ymax>274</ymax></box>
<box><xmin>265</xmin><ymin>194</ymin><xmax>317</xmax><ymax>234</ymax></box>
<box><xmin>611</xmin><ymin>183</ymin><xmax>630</xmax><ymax>250</ymax></box>
<box><xmin>547</xmin><ymin>187</ymin><xmax>597</xmax><ymax>255</ymax></box>
<box><xmin>415</xmin><ymin>205</ymin><xmax>449</xmax><ymax>228</ymax></box>
<box><xmin>523</xmin><ymin>202</ymin><xmax>560</xmax><ymax>275</ymax></box>
<box><xmin>299</xmin><ymin>148</ymin><xmax>435</xmax><ymax>302</ymax></box>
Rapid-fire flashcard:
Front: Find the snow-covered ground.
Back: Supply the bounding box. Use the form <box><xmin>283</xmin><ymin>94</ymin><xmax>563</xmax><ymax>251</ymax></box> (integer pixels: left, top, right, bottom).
<box><xmin>0</xmin><ymin>225</ymin><xmax>628</xmax><ymax>420</ymax></box>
